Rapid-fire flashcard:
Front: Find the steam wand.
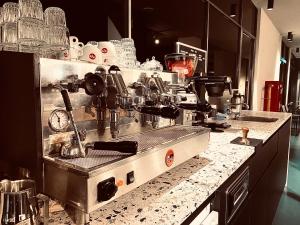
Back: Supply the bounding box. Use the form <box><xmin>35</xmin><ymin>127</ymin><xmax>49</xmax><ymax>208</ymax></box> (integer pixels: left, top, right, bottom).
<box><xmin>53</xmin><ymin>84</ymin><xmax>86</xmax><ymax>158</ymax></box>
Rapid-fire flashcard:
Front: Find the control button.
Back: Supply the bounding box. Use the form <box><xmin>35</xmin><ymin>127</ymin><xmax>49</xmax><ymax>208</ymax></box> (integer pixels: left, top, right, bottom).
<box><xmin>97</xmin><ymin>177</ymin><xmax>118</xmax><ymax>202</ymax></box>
<box><xmin>116</xmin><ymin>179</ymin><xmax>124</xmax><ymax>187</ymax></box>
<box><xmin>127</xmin><ymin>171</ymin><xmax>135</xmax><ymax>185</ymax></box>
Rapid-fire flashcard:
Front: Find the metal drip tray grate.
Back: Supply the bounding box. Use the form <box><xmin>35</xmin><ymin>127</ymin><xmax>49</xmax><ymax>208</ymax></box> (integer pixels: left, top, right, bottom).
<box><xmin>128</xmin><ymin>126</ymin><xmax>204</xmax><ymax>152</ymax></box>
<box><xmin>53</xmin><ymin>126</ymin><xmax>206</xmax><ymax>171</ymax></box>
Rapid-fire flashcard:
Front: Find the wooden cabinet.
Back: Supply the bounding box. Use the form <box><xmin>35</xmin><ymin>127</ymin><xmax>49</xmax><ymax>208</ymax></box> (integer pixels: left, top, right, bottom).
<box><xmin>248</xmin><ymin>119</ymin><xmax>291</xmax><ymax>225</ymax></box>
<box><xmin>228</xmin><ymin>119</ymin><xmax>291</xmax><ymax>225</ymax></box>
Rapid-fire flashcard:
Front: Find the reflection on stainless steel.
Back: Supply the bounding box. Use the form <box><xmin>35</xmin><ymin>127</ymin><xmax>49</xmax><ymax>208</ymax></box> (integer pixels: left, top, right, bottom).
<box><xmin>44</xmin><ymin>125</ymin><xmax>209</xmax><ymax>218</ymax></box>
<box><xmin>38</xmin><ymin>58</ymin><xmax>211</xmax><ymax>222</ymax></box>
<box><xmin>0</xmin><ymin>55</ymin><xmax>210</xmax><ymax>224</ymax></box>
<box><xmin>0</xmin><ymin>179</ymin><xmax>49</xmax><ymax>225</ymax></box>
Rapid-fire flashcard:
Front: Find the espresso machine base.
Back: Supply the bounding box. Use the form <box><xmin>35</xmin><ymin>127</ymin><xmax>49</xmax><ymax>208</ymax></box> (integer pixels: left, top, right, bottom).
<box><xmin>43</xmin><ymin>125</ymin><xmax>209</xmax><ymax>214</ymax></box>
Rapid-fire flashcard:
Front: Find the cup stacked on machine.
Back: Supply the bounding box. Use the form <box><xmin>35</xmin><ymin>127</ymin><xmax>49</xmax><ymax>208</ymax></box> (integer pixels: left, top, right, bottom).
<box><xmin>120</xmin><ymin>38</ymin><xmax>137</xmax><ymax>68</ymax></box>
<box><xmin>43</xmin><ymin>7</ymin><xmax>69</xmax><ymax>55</ymax></box>
<box><xmin>110</xmin><ymin>38</ymin><xmax>140</xmax><ymax>69</ymax></box>
<box><xmin>2</xmin><ymin>2</ymin><xmax>18</xmax><ymax>51</ymax></box>
<box><xmin>17</xmin><ymin>0</ymin><xmax>44</xmax><ymax>53</ymax></box>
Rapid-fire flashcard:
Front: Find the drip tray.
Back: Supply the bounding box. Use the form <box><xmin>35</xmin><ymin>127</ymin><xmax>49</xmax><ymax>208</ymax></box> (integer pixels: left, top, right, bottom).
<box><xmin>52</xmin><ymin>126</ymin><xmax>207</xmax><ymax>171</ymax></box>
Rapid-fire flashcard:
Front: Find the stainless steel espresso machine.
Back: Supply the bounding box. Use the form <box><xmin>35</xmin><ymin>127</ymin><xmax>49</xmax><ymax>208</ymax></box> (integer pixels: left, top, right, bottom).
<box><xmin>0</xmin><ymin>51</ymin><xmax>210</xmax><ymax>223</ymax></box>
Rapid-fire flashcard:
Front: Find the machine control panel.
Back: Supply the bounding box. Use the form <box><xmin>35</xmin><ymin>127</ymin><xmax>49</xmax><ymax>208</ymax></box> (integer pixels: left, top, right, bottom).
<box><xmin>97</xmin><ymin>177</ymin><xmax>118</xmax><ymax>202</ymax></box>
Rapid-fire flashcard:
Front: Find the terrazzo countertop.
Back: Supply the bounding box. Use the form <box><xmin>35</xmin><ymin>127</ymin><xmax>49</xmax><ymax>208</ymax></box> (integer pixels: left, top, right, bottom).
<box><xmin>48</xmin><ymin>111</ymin><xmax>291</xmax><ymax>225</ymax></box>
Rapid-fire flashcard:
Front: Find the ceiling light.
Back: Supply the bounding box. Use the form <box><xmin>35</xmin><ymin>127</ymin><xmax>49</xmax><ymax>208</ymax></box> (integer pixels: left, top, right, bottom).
<box><xmin>154</xmin><ymin>39</ymin><xmax>160</xmax><ymax>45</ymax></box>
<box><xmin>230</xmin><ymin>4</ymin><xmax>237</xmax><ymax>17</ymax></box>
<box><xmin>287</xmin><ymin>32</ymin><xmax>293</xmax><ymax>42</ymax></box>
<box><xmin>267</xmin><ymin>0</ymin><xmax>274</xmax><ymax>10</ymax></box>
<box><xmin>297</xmin><ymin>48</ymin><xmax>300</xmax><ymax>53</ymax></box>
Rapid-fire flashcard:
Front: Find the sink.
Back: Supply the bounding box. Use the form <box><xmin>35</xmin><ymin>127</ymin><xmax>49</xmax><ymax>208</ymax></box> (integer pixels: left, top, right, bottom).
<box><xmin>236</xmin><ymin>116</ymin><xmax>278</xmax><ymax>123</ymax></box>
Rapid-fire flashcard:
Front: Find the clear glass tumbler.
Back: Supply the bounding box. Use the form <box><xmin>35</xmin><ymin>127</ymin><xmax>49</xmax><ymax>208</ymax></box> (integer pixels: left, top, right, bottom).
<box><xmin>45</xmin><ymin>25</ymin><xmax>69</xmax><ymax>51</ymax></box>
<box><xmin>0</xmin><ymin>7</ymin><xmax>3</xmax><ymax>24</ymax></box>
<box><xmin>3</xmin><ymin>2</ymin><xmax>19</xmax><ymax>23</ymax></box>
<box><xmin>18</xmin><ymin>0</ymin><xmax>43</xmax><ymax>20</ymax></box>
<box><xmin>44</xmin><ymin>7</ymin><xmax>66</xmax><ymax>27</ymax></box>
<box><xmin>18</xmin><ymin>17</ymin><xmax>45</xmax><ymax>47</ymax></box>
<box><xmin>2</xmin><ymin>22</ymin><xmax>18</xmax><ymax>51</ymax></box>
<box><xmin>0</xmin><ymin>7</ymin><xmax>3</xmax><ymax>49</ymax></box>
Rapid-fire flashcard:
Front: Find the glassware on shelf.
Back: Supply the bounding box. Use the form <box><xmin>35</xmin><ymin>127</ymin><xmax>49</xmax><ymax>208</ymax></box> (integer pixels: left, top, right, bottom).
<box><xmin>0</xmin><ymin>7</ymin><xmax>3</xmax><ymax>50</ymax></box>
<box><xmin>2</xmin><ymin>22</ymin><xmax>18</xmax><ymax>51</ymax></box>
<box><xmin>44</xmin><ymin>25</ymin><xmax>69</xmax><ymax>51</ymax></box>
<box><xmin>3</xmin><ymin>2</ymin><xmax>18</xmax><ymax>23</ymax></box>
<box><xmin>0</xmin><ymin>7</ymin><xmax>3</xmax><ymax>24</ymax></box>
<box><xmin>19</xmin><ymin>0</ymin><xmax>43</xmax><ymax>20</ymax></box>
<box><xmin>18</xmin><ymin>17</ymin><xmax>45</xmax><ymax>47</ymax></box>
<box><xmin>119</xmin><ymin>38</ymin><xmax>137</xmax><ymax>69</ymax></box>
<box><xmin>44</xmin><ymin>7</ymin><xmax>66</xmax><ymax>27</ymax></box>
<box><xmin>2</xmin><ymin>3</ymin><xmax>19</xmax><ymax>51</ymax></box>
<box><xmin>42</xmin><ymin>7</ymin><xmax>68</xmax><ymax>57</ymax></box>
<box><xmin>110</xmin><ymin>39</ymin><xmax>123</xmax><ymax>66</ymax></box>
<box><xmin>141</xmin><ymin>56</ymin><xmax>163</xmax><ymax>71</ymax></box>
<box><xmin>18</xmin><ymin>0</ymin><xmax>45</xmax><ymax>52</ymax></box>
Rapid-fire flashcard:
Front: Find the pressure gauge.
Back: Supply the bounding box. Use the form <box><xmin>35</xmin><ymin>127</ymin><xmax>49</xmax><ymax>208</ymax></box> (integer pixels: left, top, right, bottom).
<box><xmin>48</xmin><ymin>109</ymin><xmax>70</xmax><ymax>132</ymax></box>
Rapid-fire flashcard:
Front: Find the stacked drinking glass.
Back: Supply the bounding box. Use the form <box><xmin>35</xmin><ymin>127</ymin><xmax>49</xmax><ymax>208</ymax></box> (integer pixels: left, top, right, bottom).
<box><xmin>2</xmin><ymin>2</ymin><xmax>19</xmax><ymax>51</ymax></box>
<box><xmin>110</xmin><ymin>38</ymin><xmax>139</xmax><ymax>68</ymax></box>
<box><xmin>0</xmin><ymin>7</ymin><xmax>3</xmax><ymax>49</ymax></box>
<box><xmin>18</xmin><ymin>0</ymin><xmax>44</xmax><ymax>53</ymax></box>
<box><xmin>121</xmin><ymin>38</ymin><xmax>137</xmax><ymax>68</ymax></box>
<box><xmin>110</xmin><ymin>39</ymin><xmax>123</xmax><ymax>66</ymax></box>
<box><xmin>0</xmin><ymin>0</ymin><xmax>69</xmax><ymax>57</ymax></box>
<box><xmin>43</xmin><ymin>7</ymin><xmax>69</xmax><ymax>57</ymax></box>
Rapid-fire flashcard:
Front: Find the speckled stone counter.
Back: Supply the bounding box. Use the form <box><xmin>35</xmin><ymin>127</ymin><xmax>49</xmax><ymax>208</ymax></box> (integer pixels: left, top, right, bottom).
<box><xmin>48</xmin><ymin>111</ymin><xmax>291</xmax><ymax>225</ymax></box>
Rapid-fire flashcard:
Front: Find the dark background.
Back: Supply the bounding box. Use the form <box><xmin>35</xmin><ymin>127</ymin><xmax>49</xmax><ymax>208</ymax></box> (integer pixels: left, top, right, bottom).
<box><xmin>0</xmin><ymin>0</ymin><xmax>257</xmax><ymax>105</ymax></box>
<box><xmin>0</xmin><ymin>0</ymin><xmax>128</xmax><ymax>43</ymax></box>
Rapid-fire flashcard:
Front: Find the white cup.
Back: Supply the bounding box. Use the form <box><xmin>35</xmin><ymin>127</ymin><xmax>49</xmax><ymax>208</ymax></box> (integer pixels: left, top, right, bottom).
<box><xmin>69</xmin><ymin>36</ymin><xmax>79</xmax><ymax>47</ymax></box>
<box><xmin>98</xmin><ymin>41</ymin><xmax>117</xmax><ymax>65</ymax></box>
<box><xmin>69</xmin><ymin>42</ymin><xmax>84</xmax><ymax>61</ymax></box>
<box><xmin>58</xmin><ymin>49</ymin><xmax>71</xmax><ymax>60</ymax></box>
<box><xmin>79</xmin><ymin>44</ymin><xmax>102</xmax><ymax>64</ymax></box>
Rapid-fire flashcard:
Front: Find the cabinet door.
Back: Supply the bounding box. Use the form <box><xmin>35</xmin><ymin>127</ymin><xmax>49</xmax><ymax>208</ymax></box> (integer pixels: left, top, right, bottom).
<box><xmin>267</xmin><ymin>120</ymin><xmax>291</xmax><ymax>223</ymax></box>
<box><xmin>249</xmin><ymin>177</ymin><xmax>267</xmax><ymax>225</ymax></box>
<box><xmin>249</xmin><ymin>132</ymin><xmax>278</xmax><ymax>191</ymax></box>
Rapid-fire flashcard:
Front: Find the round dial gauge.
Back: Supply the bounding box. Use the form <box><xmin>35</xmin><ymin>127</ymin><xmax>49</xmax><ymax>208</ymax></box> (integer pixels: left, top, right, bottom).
<box><xmin>48</xmin><ymin>109</ymin><xmax>70</xmax><ymax>132</ymax></box>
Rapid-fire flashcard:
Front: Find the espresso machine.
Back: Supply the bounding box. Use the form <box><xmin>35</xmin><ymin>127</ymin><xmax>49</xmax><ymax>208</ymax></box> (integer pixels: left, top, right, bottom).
<box><xmin>0</xmin><ymin>51</ymin><xmax>210</xmax><ymax>223</ymax></box>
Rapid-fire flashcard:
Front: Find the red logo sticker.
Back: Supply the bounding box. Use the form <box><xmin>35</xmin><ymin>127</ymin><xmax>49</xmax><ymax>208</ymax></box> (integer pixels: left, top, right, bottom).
<box><xmin>89</xmin><ymin>53</ymin><xmax>96</xmax><ymax>60</ymax></box>
<box><xmin>165</xmin><ymin>149</ymin><xmax>174</xmax><ymax>167</ymax></box>
<box><xmin>101</xmin><ymin>48</ymin><xmax>108</xmax><ymax>53</ymax></box>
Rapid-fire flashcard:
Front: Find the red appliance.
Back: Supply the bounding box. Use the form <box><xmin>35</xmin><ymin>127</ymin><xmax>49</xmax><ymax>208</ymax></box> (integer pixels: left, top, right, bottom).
<box><xmin>263</xmin><ymin>81</ymin><xmax>283</xmax><ymax>112</ymax></box>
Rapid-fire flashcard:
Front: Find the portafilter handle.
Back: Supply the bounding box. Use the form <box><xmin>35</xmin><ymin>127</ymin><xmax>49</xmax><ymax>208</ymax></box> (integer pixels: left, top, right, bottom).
<box><xmin>93</xmin><ymin>141</ymin><xmax>138</xmax><ymax>154</ymax></box>
<box><xmin>60</xmin><ymin>90</ymin><xmax>86</xmax><ymax>158</ymax></box>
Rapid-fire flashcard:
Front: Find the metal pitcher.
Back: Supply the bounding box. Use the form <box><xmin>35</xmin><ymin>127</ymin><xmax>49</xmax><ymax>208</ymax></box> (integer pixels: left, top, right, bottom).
<box><xmin>0</xmin><ymin>180</ymin><xmax>48</xmax><ymax>225</ymax></box>
<box><xmin>228</xmin><ymin>90</ymin><xmax>248</xmax><ymax>118</ymax></box>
